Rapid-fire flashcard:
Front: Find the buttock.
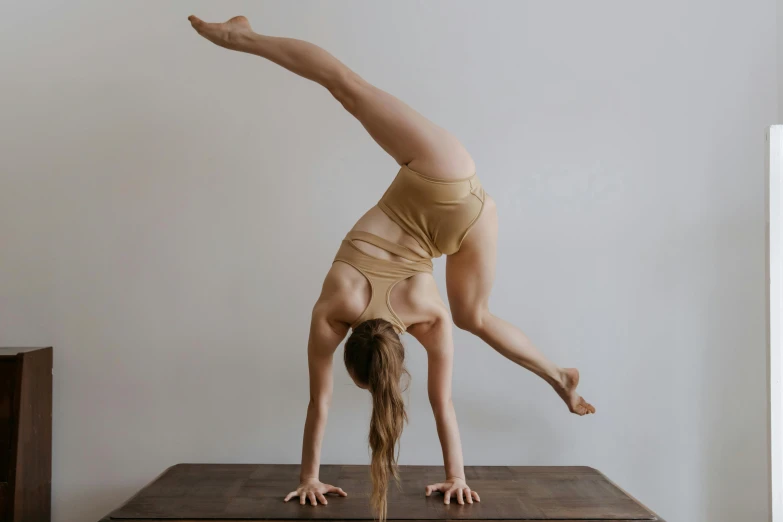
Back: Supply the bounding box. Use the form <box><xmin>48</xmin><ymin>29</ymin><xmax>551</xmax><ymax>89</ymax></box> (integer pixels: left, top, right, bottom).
<box><xmin>377</xmin><ymin>164</ymin><xmax>486</xmax><ymax>258</ymax></box>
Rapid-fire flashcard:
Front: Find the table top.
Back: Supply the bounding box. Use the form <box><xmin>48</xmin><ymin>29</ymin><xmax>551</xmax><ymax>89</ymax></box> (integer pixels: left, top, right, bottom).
<box><xmin>0</xmin><ymin>347</ymin><xmax>51</xmax><ymax>356</ymax></box>
<box><xmin>102</xmin><ymin>464</ymin><xmax>663</xmax><ymax>521</ymax></box>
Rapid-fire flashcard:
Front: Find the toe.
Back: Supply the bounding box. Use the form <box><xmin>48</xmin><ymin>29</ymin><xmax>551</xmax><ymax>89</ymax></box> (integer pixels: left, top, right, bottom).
<box><xmin>188</xmin><ymin>15</ymin><xmax>205</xmax><ymax>28</ymax></box>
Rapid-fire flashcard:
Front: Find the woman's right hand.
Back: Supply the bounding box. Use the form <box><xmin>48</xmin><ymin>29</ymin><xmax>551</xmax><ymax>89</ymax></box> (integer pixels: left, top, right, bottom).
<box><xmin>284</xmin><ymin>478</ymin><xmax>348</xmax><ymax>506</ymax></box>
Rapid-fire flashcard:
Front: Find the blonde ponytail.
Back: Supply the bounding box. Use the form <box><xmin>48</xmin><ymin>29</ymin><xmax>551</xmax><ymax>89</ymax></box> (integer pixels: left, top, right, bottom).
<box><xmin>344</xmin><ymin>319</ymin><xmax>408</xmax><ymax>522</ymax></box>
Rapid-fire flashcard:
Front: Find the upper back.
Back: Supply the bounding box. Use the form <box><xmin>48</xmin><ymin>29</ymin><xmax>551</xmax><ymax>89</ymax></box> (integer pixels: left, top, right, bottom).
<box><xmin>320</xmin><ymin>248</ymin><xmax>444</xmax><ymax>334</ymax></box>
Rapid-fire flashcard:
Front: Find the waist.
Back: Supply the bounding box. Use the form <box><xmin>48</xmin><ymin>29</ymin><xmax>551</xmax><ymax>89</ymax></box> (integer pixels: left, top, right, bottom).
<box><xmin>348</xmin><ymin>206</ymin><xmax>431</xmax><ymax>259</ymax></box>
<box><xmin>334</xmin><ymin>231</ymin><xmax>433</xmax><ymax>273</ymax></box>
<box><xmin>392</xmin><ymin>163</ymin><xmax>482</xmax><ymax>194</ymax></box>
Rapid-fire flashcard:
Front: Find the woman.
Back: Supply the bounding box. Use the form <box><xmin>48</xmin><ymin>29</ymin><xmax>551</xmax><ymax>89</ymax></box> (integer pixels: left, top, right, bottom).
<box><xmin>188</xmin><ymin>15</ymin><xmax>595</xmax><ymax>520</ymax></box>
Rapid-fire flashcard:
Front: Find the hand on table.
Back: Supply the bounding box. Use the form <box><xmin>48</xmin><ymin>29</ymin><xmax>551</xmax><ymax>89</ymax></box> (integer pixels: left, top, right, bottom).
<box><xmin>425</xmin><ymin>477</ymin><xmax>480</xmax><ymax>505</ymax></box>
<box><xmin>284</xmin><ymin>478</ymin><xmax>347</xmax><ymax>506</ymax></box>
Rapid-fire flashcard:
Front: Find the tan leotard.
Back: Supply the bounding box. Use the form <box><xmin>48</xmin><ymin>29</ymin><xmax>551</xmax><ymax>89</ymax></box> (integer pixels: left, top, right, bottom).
<box><xmin>379</xmin><ymin>164</ymin><xmax>486</xmax><ymax>258</ymax></box>
<box><xmin>333</xmin><ymin>164</ymin><xmax>486</xmax><ymax>333</ymax></box>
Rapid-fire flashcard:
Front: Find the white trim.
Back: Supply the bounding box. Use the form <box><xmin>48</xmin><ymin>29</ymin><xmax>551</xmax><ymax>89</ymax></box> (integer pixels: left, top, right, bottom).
<box><xmin>769</xmin><ymin>125</ymin><xmax>782</xmax><ymax>522</ymax></box>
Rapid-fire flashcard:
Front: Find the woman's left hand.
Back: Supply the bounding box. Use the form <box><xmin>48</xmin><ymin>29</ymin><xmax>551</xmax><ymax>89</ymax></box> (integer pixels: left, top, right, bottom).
<box><xmin>425</xmin><ymin>477</ymin><xmax>480</xmax><ymax>505</ymax></box>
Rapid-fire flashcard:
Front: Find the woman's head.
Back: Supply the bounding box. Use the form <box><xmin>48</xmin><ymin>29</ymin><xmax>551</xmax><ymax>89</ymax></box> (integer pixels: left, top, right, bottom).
<box><xmin>344</xmin><ymin>319</ymin><xmax>408</xmax><ymax>522</ymax></box>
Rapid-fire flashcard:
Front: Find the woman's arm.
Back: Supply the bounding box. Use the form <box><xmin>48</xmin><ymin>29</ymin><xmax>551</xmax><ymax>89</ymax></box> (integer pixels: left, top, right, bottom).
<box><xmin>408</xmin><ymin>313</ymin><xmax>481</xmax><ymax>506</ymax></box>
<box><xmin>284</xmin><ymin>302</ymin><xmax>349</xmax><ymax>506</ymax></box>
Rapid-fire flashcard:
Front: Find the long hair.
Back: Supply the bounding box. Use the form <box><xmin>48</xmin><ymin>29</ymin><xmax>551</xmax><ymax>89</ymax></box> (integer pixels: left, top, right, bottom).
<box><xmin>344</xmin><ymin>319</ymin><xmax>408</xmax><ymax>522</ymax></box>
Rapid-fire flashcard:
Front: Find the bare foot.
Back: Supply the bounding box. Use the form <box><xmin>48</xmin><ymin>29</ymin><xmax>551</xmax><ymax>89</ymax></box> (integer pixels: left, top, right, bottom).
<box><xmin>188</xmin><ymin>15</ymin><xmax>254</xmax><ymax>51</ymax></box>
<box><xmin>554</xmin><ymin>368</ymin><xmax>595</xmax><ymax>416</ymax></box>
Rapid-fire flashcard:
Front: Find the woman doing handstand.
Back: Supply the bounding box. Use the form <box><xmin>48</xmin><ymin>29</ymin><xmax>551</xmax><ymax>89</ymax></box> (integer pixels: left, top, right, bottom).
<box><xmin>188</xmin><ymin>15</ymin><xmax>595</xmax><ymax>522</ymax></box>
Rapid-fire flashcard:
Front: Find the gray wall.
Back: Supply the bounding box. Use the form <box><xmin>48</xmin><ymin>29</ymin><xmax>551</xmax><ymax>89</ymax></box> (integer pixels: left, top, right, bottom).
<box><xmin>0</xmin><ymin>2</ymin><xmax>777</xmax><ymax>521</ymax></box>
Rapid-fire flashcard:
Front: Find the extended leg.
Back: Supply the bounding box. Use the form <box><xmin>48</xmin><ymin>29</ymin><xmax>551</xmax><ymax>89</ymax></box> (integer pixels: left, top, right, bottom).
<box><xmin>188</xmin><ymin>16</ymin><xmax>474</xmax><ymax>179</ymax></box>
<box><xmin>445</xmin><ymin>196</ymin><xmax>595</xmax><ymax>416</ymax></box>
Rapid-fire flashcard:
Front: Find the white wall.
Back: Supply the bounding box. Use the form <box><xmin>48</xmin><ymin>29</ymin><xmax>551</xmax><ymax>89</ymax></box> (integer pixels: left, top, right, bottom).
<box><xmin>779</xmin><ymin>0</ymin><xmax>783</xmax><ymax>122</ymax></box>
<box><xmin>0</xmin><ymin>2</ymin><xmax>777</xmax><ymax>521</ymax></box>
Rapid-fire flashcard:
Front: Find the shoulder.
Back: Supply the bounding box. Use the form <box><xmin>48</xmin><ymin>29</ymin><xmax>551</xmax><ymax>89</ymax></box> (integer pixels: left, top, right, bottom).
<box><xmin>402</xmin><ymin>275</ymin><xmax>452</xmax><ymax>343</ymax></box>
<box><xmin>313</xmin><ymin>262</ymin><xmax>370</xmax><ymax>329</ymax></box>
<box><xmin>400</xmin><ymin>273</ymin><xmax>450</xmax><ymax>323</ymax></box>
<box><xmin>400</xmin><ymin>272</ymin><xmax>439</xmax><ymax>302</ymax></box>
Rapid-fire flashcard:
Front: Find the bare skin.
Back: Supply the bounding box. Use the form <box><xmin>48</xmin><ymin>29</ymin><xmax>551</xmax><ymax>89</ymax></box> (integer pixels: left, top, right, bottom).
<box><xmin>188</xmin><ymin>14</ymin><xmax>594</xmax><ymax>507</ymax></box>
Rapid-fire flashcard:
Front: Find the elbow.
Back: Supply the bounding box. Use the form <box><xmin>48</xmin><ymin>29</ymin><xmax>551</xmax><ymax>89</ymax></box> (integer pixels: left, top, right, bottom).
<box><xmin>308</xmin><ymin>397</ymin><xmax>331</xmax><ymax>414</ymax></box>
<box><xmin>429</xmin><ymin>396</ymin><xmax>453</xmax><ymax>416</ymax></box>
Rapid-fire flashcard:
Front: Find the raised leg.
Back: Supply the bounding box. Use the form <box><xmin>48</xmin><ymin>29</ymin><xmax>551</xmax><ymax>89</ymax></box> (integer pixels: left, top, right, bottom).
<box><xmin>188</xmin><ymin>15</ymin><xmax>474</xmax><ymax>179</ymax></box>
<box><xmin>445</xmin><ymin>196</ymin><xmax>595</xmax><ymax>416</ymax></box>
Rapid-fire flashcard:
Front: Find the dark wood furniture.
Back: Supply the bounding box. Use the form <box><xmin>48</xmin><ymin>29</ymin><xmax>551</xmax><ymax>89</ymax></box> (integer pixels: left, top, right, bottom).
<box><xmin>0</xmin><ymin>347</ymin><xmax>53</xmax><ymax>522</ymax></box>
<box><xmin>100</xmin><ymin>464</ymin><xmax>664</xmax><ymax>521</ymax></box>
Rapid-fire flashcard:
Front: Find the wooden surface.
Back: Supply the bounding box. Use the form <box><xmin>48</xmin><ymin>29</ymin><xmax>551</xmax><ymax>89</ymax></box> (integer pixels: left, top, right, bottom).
<box><xmin>103</xmin><ymin>464</ymin><xmax>663</xmax><ymax>521</ymax></box>
<box><xmin>0</xmin><ymin>347</ymin><xmax>53</xmax><ymax>522</ymax></box>
<box><xmin>0</xmin><ymin>348</ymin><xmax>52</xmax><ymax>356</ymax></box>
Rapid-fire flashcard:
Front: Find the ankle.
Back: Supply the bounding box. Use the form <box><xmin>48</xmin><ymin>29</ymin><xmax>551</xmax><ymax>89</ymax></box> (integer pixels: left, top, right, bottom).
<box><xmin>229</xmin><ymin>30</ymin><xmax>257</xmax><ymax>50</ymax></box>
<box><xmin>547</xmin><ymin>368</ymin><xmax>567</xmax><ymax>390</ymax></box>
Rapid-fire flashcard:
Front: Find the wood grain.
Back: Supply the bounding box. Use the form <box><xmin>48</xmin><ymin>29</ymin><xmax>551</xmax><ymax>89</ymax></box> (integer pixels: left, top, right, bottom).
<box><xmin>12</xmin><ymin>347</ymin><xmax>53</xmax><ymax>522</ymax></box>
<box><xmin>103</xmin><ymin>464</ymin><xmax>664</xmax><ymax>521</ymax></box>
<box><xmin>0</xmin><ymin>347</ymin><xmax>53</xmax><ymax>522</ymax></box>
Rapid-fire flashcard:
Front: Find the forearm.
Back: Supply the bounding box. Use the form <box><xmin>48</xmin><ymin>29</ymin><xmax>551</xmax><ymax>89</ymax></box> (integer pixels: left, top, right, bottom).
<box><xmin>299</xmin><ymin>400</ymin><xmax>329</xmax><ymax>482</ymax></box>
<box><xmin>431</xmin><ymin>400</ymin><xmax>465</xmax><ymax>480</ymax></box>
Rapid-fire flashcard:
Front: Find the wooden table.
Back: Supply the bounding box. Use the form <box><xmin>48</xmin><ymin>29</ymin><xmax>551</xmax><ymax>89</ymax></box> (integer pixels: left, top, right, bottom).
<box><xmin>99</xmin><ymin>464</ymin><xmax>664</xmax><ymax>521</ymax></box>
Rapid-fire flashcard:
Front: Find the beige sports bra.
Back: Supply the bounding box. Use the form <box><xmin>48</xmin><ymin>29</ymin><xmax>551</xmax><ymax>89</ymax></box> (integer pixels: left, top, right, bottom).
<box><xmin>333</xmin><ymin>231</ymin><xmax>432</xmax><ymax>333</ymax></box>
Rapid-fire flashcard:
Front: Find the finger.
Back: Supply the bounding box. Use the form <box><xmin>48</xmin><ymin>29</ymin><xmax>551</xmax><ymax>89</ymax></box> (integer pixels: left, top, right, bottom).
<box><xmin>300</xmin><ymin>492</ymin><xmax>307</xmax><ymax>506</ymax></box>
<box><xmin>444</xmin><ymin>490</ymin><xmax>451</xmax><ymax>505</ymax></box>
<box><xmin>317</xmin><ymin>493</ymin><xmax>328</xmax><ymax>505</ymax></box>
<box><xmin>284</xmin><ymin>491</ymin><xmax>296</xmax><ymax>502</ymax></box>
<box><xmin>329</xmin><ymin>486</ymin><xmax>348</xmax><ymax>497</ymax></box>
<box><xmin>465</xmin><ymin>488</ymin><xmax>473</xmax><ymax>504</ymax></box>
<box><xmin>308</xmin><ymin>492</ymin><xmax>317</xmax><ymax>506</ymax></box>
<box><xmin>425</xmin><ymin>485</ymin><xmax>432</xmax><ymax>496</ymax></box>
<box><xmin>429</xmin><ymin>483</ymin><xmax>446</xmax><ymax>493</ymax></box>
<box><xmin>472</xmin><ymin>490</ymin><xmax>481</xmax><ymax>502</ymax></box>
<box><xmin>457</xmin><ymin>488</ymin><xmax>464</xmax><ymax>505</ymax></box>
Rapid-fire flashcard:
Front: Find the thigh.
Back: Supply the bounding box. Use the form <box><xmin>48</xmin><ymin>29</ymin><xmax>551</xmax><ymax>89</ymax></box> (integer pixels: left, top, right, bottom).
<box><xmin>342</xmin><ymin>77</ymin><xmax>475</xmax><ymax>180</ymax></box>
<box><xmin>445</xmin><ymin>195</ymin><xmax>498</xmax><ymax>319</ymax></box>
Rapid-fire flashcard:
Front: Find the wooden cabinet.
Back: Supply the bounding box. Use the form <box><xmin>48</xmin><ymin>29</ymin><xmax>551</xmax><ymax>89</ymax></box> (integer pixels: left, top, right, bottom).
<box><xmin>0</xmin><ymin>348</ymin><xmax>52</xmax><ymax>522</ymax></box>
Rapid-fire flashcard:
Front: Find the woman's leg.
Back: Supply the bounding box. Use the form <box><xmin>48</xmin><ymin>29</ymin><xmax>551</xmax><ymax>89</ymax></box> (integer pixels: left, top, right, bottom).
<box><xmin>188</xmin><ymin>16</ymin><xmax>474</xmax><ymax>179</ymax></box>
<box><xmin>189</xmin><ymin>17</ymin><xmax>590</xmax><ymax>413</ymax></box>
<box><xmin>446</xmin><ymin>196</ymin><xmax>595</xmax><ymax>416</ymax></box>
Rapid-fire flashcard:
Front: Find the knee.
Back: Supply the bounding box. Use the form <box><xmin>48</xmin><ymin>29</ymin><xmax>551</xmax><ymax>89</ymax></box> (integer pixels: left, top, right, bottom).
<box><xmin>326</xmin><ymin>70</ymin><xmax>366</xmax><ymax>113</ymax></box>
<box><xmin>452</xmin><ymin>306</ymin><xmax>489</xmax><ymax>335</ymax></box>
